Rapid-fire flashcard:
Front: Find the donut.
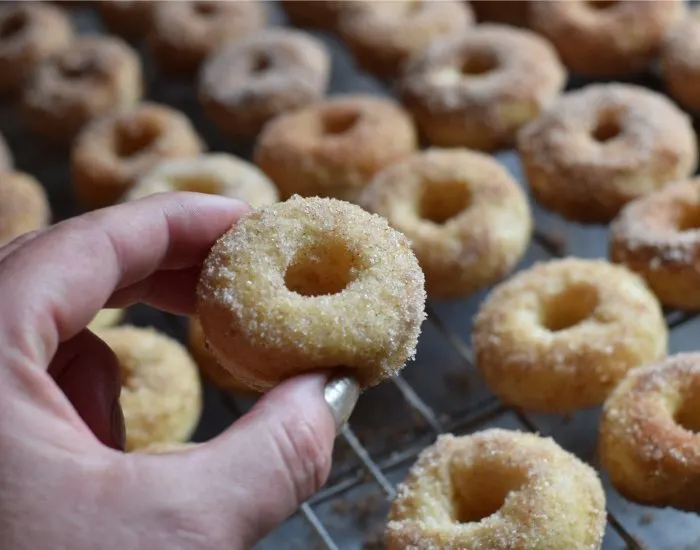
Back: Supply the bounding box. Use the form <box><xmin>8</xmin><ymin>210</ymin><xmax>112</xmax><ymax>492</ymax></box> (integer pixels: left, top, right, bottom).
<box><xmin>359</xmin><ymin>148</ymin><xmax>532</xmax><ymax>299</ymax></box>
<box><xmin>88</xmin><ymin>308</ymin><xmax>123</xmax><ymax>331</ymax></box>
<box><xmin>197</xmin><ymin>195</ymin><xmax>426</xmax><ymax>391</ymax></box>
<box><xmin>472</xmin><ymin>258</ymin><xmax>667</xmax><ymax>413</ymax></box>
<box><xmin>148</xmin><ymin>0</ymin><xmax>267</xmax><ymax>75</ymax></box>
<box><xmin>599</xmin><ymin>353</ymin><xmax>700</xmax><ymax>512</ymax></box>
<box><xmin>126</xmin><ymin>153</ymin><xmax>278</xmax><ymax>207</ymax></box>
<box><xmin>280</xmin><ymin>0</ymin><xmax>349</xmax><ymax>28</ymax></box>
<box><xmin>71</xmin><ymin>103</ymin><xmax>205</xmax><ymax>210</ymax></box>
<box><xmin>199</xmin><ymin>28</ymin><xmax>331</xmax><ymax>139</ymax></box>
<box><xmin>133</xmin><ymin>441</ymin><xmax>197</xmax><ymax>454</ymax></box>
<box><xmin>0</xmin><ymin>2</ymin><xmax>73</xmax><ymax>93</ymax></box>
<box><xmin>0</xmin><ymin>171</ymin><xmax>50</xmax><ymax>248</ymax></box>
<box><xmin>98</xmin><ymin>1</ymin><xmax>154</xmax><ymax>40</ymax></box>
<box><xmin>22</xmin><ymin>36</ymin><xmax>142</xmax><ymax>142</ymax></box>
<box><xmin>661</xmin><ymin>9</ymin><xmax>700</xmax><ymax>112</ymax></box>
<box><xmin>517</xmin><ymin>83</ymin><xmax>697</xmax><ymax>224</ymax></box>
<box><xmin>0</xmin><ymin>132</ymin><xmax>12</xmax><ymax>172</ymax></box>
<box><xmin>338</xmin><ymin>0</ymin><xmax>473</xmax><ymax>77</ymax></box>
<box><xmin>97</xmin><ymin>325</ymin><xmax>202</xmax><ymax>452</ymax></box>
<box><xmin>254</xmin><ymin>95</ymin><xmax>417</xmax><ymax>203</ymax></box>
<box><xmin>386</xmin><ymin>429</ymin><xmax>606</xmax><ymax>549</ymax></box>
<box><xmin>528</xmin><ymin>0</ymin><xmax>684</xmax><ymax>77</ymax></box>
<box><xmin>398</xmin><ymin>24</ymin><xmax>565</xmax><ymax>151</ymax></box>
<box><xmin>471</xmin><ymin>1</ymin><xmax>530</xmax><ymax>26</ymax></box>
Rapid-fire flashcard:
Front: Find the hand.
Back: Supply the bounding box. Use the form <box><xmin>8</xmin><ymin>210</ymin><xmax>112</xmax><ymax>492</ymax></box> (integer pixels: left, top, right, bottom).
<box><xmin>0</xmin><ymin>193</ymin><xmax>359</xmax><ymax>550</ymax></box>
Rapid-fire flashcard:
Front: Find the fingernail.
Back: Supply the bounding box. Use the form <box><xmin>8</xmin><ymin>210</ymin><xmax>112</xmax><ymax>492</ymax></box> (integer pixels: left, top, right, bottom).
<box><xmin>111</xmin><ymin>401</ymin><xmax>126</xmax><ymax>452</ymax></box>
<box><xmin>324</xmin><ymin>375</ymin><xmax>360</xmax><ymax>436</ymax></box>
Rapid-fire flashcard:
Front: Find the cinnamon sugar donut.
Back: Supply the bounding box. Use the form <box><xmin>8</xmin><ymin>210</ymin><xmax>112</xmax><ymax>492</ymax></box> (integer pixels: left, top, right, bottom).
<box><xmin>0</xmin><ymin>132</ymin><xmax>12</xmax><ymax>172</ymax></box>
<box><xmin>98</xmin><ymin>1</ymin><xmax>154</xmax><ymax>40</ymax></box>
<box><xmin>518</xmin><ymin>84</ymin><xmax>697</xmax><ymax>224</ymax></box>
<box><xmin>199</xmin><ymin>28</ymin><xmax>330</xmax><ymax>139</ymax></box>
<box><xmin>197</xmin><ymin>195</ymin><xmax>426</xmax><ymax>391</ymax></box>
<box><xmin>88</xmin><ymin>308</ymin><xmax>123</xmax><ymax>331</ymax></box>
<box><xmin>338</xmin><ymin>0</ymin><xmax>473</xmax><ymax>77</ymax></box>
<box><xmin>149</xmin><ymin>0</ymin><xmax>267</xmax><ymax>75</ymax></box>
<box><xmin>280</xmin><ymin>0</ymin><xmax>349</xmax><ymax>28</ymax></box>
<box><xmin>599</xmin><ymin>353</ymin><xmax>700</xmax><ymax>512</ymax></box>
<box><xmin>661</xmin><ymin>9</ymin><xmax>700</xmax><ymax>112</ymax></box>
<box><xmin>386</xmin><ymin>429</ymin><xmax>606</xmax><ymax>550</ymax></box>
<box><xmin>254</xmin><ymin>95</ymin><xmax>417</xmax><ymax>202</ymax></box>
<box><xmin>529</xmin><ymin>0</ymin><xmax>684</xmax><ymax>77</ymax></box>
<box><xmin>0</xmin><ymin>171</ymin><xmax>50</xmax><ymax>248</ymax></box>
<box><xmin>72</xmin><ymin>103</ymin><xmax>205</xmax><ymax>210</ymax></box>
<box><xmin>359</xmin><ymin>149</ymin><xmax>532</xmax><ymax>299</ymax></box>
<box><xmin>22</xmin><ymin>36</ymin><xmax>142</xmax><ymax>142</ymax></box>
<box><xmin>472</xmin><ymin>258</ymin><xmax>667</xmax><ymax>413</ymax></box>
<box><xmin>398</xmin><ymin>24</ymin><xmax>565</xmax><ymax>151</ymax></box>
<box><xmin>0</xmin><ymin>2</ymin><xmax>73</xmax><ymax>93</ymax></box>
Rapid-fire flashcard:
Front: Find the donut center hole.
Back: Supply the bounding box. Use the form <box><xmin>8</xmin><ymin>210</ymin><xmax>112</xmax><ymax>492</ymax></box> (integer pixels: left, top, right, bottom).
<box><xmin>115</xmin><ymin>122</ymin><xmax>161</xmax><ymax>158</ymax></box>
<box><xmin>58</xmin><ymin>54</ymin><xmax>101</xmax><ymax>80</ymax></box>
<box><xmin>285</xmin><ymin>239</ymin><xmax>358</xmax><ymax>297</ymax></box>
<box><xmin>419</xmin><ymin>180</ymin><xmax>471</xmax><ymax>224</ymax></box>
<box><xmin>675</xmin><ymin>205</ymin><xmax>700</xmax><ymax>232</ymax></box>
<box><xmin>541</xmin><ymin>283</ymin><xmax>598</xmax><ymax>332</ymax></box>
<box><xmin>460</xmin><ymin>52</ymin><xmax>498</xmax><ymax>77</ymax></box>
<box><xmin>674</xmin><ymin>393</ymin><xmax>700</xmax><ymax>433</ymax></box>
<box><xmin>194</xmin><ymin>2</ymin><xmax>218</xmax><ymax>16</ymax></box>
<box><xmin>586</xmin><ymin>0</ymin><xmax>619</xmax><ymax>10</ymax></box>
<box><xmin>168</xmin><ymin>174</ymin><xmax>221</xmax><ymax>195</ymax></box>
<box><xmin>322</xmin><ymin>110</ymin><xmax>360</xmax><ymax>136</ymax></box>
<box><xmin>250</xmin><ymin>52</ymin><xmax>272</xmax><ymax>74</ymax></box>
<box><xmin>0</xmin><ymin>11</ymin><xmax>27</xmax><ymax>40</ymax></box>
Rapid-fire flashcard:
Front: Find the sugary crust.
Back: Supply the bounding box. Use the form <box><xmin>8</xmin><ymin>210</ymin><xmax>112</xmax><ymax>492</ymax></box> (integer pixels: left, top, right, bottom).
<box><xmin>0</xmin><ymin>171</ymin><xmax>50</xmax><ymax>247</ymax></box>
<box><xmin>279</xmin><ymin>0</ymin><xmax>350</xmax><ymax>28</ymax></box>
<box><xmin>359</xmin><ymin>148</ymin><xmax>532</xmax><ymax>299</ymax></box>
<box><xmin>98</xmin><ymin>1</ymin><xmax>155</xmax><ymax>39</ymax></box>
<box><xmin>472</xmin><ymin>258</ymin><xmax>667</xmax><ymax>413</ymax></box>
<box><xmin>197</xmin><ymin>195</ymin><xmax>426</xmax><ymax>391</ymax></box>
<box><xmin>386</xmin><ymin>429</ymin><xmax>606</xmax><ymax>550</ymax></box>
<box><xmin>88</xmin><ymin>308</ymin><xmax>124</xmax><ymax>331</ymax></box>
<box><xmin>517</xmin><ymin>83</ymin><xmax>697</xmax><ymax>224</ymax></box>
<box><xmin>0</xmin><ymin>132</ymin><xmax>12</xmax><ymax>172</ymax></box>
<box><xmin>661</xmin><ymin>9</ymin><xmax>700</xmax><ymax>112</ymax></box>
<box><xmin>399</xmin><ymin>24</ymin><xmax>565</xmax><ymax>151</ymax></box>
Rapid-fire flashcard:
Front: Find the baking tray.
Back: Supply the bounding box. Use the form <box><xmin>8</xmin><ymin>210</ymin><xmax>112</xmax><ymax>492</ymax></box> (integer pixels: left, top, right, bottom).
<box><xmin>2</xmin><ymin>2</ymin><xmax>700</xmax><ymax>549</ymax></box>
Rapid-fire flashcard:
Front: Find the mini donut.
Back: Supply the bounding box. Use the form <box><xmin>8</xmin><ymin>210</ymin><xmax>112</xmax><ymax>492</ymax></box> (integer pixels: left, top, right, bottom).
<box><xmin>98</xmin><ymin>1</ymin><xmax>154</xmax><ymax>40</ymax></box>
<box><xmin>518</xmin><ymin>83</ymin><xmax>697</xmax><ymax>224</ymax></box>
<box><xmin>0</xmin><ymin>132</ymin><xmax>12</xmax><ymax>172</ymax></box>
<box><xmin>471</xmin><ymin>1</ymin><xmax>530</xmax><ymax>26</ymax></box>
<box><xmin>97</xmin><ymin>325</ymin><xmax>202</xmax><ymax>452</ymax></box>
<box><xmin>280</xmin><ymin>0</ymin><xmax>349</xmax><ymax>28</ymax></box>
<box><xmin>338</xmin><ymin>0</ymin><xmax>473</xmax><ymax>77</ymax></box>
<box><xmin>472</xmin><ymin>258</ymin><xmax>667</xmax><ymax>413</ymax></box>
<box><xmin>127</xmin><ymin>153</ymin><xmax>278</xmax><ymax>206</ymax></box>
<box><xmin>359</xmin><ymin>148</ymin><xmax>532</xmax><ymax>299</ymax></box>
<box><xmin>72</xmin><ymin>103</ymin><xmax>205</xmax><ymax>210</ymax></box>
<box><xmin>199</xmin><ymin>28</ymin><xmax>330</xmax><ymax>139</ymax></box>
<box><xmin>254</xmin><ymin>95</ymin><xmax>417</xmax><ymax>202</ymax></box>
<box><xmin>22</xmin><ymin>36</ymin><xmax>142</xmax><ymax>142</ymax></box>
<box><xmin>0</xmin><ymin>2</ymin><xmax>73</xmax><ymax>93</ymax></box>
<box><xmin>398</xmin><ymin>24</ymin><xmax>565</xmax><ymax>151</ymax></box>
<box><xmin>599</xmin><ymin>353</ymin><xmax>700</xmax><ymax>512</ymax></box>
<box><xmin>661</xmin><ymin>9</ymin><xmax>700</xmax><ymax>113</ymax></box>
<box><xmin>148</xmin><ymin>0</ymin><xmax>267</xmax><ymax>75</ymax></box>
<box><xmin>88</xmin><ymin>308</ymin><xmax>124</xmax><ymax>331</ymax></box>
<box><xmin>0</xmin><ymin>171</ymin><xmax>50</xmax><ymax>248</ymax></box>
<box><xmin>133</xmin><ymin>441</ymin><xmax>198</xmax><ymax>454</ymax></box>
<box><xmin>386</xmin><ymin>429</ymin><xmax>606</xmax><ymax>549</ymax></box>
<box><xmin>197</xmin><ymin>195</ymin><xmax>426</xmax><ymax>391</ymax></box>
<box><xmin>529</xmin><ymin>0</ymin><xmax>684</xmax><ymax>77</ymax></box>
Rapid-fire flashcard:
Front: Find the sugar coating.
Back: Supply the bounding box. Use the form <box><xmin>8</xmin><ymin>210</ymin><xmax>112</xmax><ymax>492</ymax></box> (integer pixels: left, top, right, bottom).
<box><xmin>197</xmin><ymin>195</ymin><xmax>427</xmax><ymax>391</ymax></box>
<box><xmin>0</xmin><ymin>171</ymin><xmax>50</xmax><ymax>247</ymax></box>
<box><xmin>0</xmin><ymin>131</ymin><xmax>11</xmax><ymax>172</ymax></box>
<box><xmin>87</xmin><ymin>308</ymin><xmax>123</xmax><ymax>331</ymax></box>
<box><xmin>661</xmin><ymin>8</ymin><xmax>700</xmax><ymax>112</ymax></box>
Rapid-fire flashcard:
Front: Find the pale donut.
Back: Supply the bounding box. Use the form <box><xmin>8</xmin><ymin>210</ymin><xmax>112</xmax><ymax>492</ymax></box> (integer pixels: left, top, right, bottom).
<box><xmin>386</xmin><ymin>429</ymin><xmax>606</xmax><ymax>550</ymax></box>
<box><xmin>599</xmin><ymin>353</ymin><xmax>700</xmax><ymax>513</ymax></box>
<box><xmin>88</xmin><ymin>308</ymin><xmax>123</xmax><ymax>331</ymax></box>
<box><xmin>518</xmin><ymin>83</ymin><xmax>697</xmax><ymax>223</ymax></box>
<box><xmin>0</xmin><ymin>171</ymin><xmax>50</xmax><ymax>248</ymax></box>
<box><xmin>661</xmin><ymin>9</ymin><xmax>700</xmax><ymax>112</ymax></box>
<box><xmin>0</xmin><ymin>132</ymin><xmax>12</xmax><ymax>172</ymax></box>
<box><xmin>359</xmin><ymin>148</ymin><xmax>532</xmax><ymax>299</ymax></box>
<box><xmin>98</xmin><ymin>1</ymin><xmax>154</xmax><ymax>40</ymax></box>
<box><xmin>472</xmin><ymin>258</ymin><xmax>667</xmax><ymax>413</ymax></box>
<box><xmin>197</xmin><ymin>195</ymin><xmax>426</xmax><ymax>391</ymax></box>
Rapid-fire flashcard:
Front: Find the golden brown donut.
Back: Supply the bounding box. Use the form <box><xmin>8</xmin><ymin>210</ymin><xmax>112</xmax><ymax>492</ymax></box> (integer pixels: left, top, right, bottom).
<box><xmin>398</xmin><ymin>24</ymin><xmax>565</xmax><ymax>151</ymax></box>
<box><xmin>71</xmin><ymin>102</ymin><xmax>205</xmax><ymax>210</ymax></box>
<box><xmin>88</xmin><ymin>308</ymin><xmax>123</xmax><ymax>331</ymax></box>
<box><xmin>386</xmin><ymin>429</ymin><xmax>606</xmax><ymax>550</ymax></box>
<box><xmin>471</xmin><ymin>0</ymin><xmax>530</xmax><ymax>26</ymax></box>
<box><xmin>338</xmin><ymin>0</ymin><xmax>473</xmax><ymax>77</ymax></box>
<box><xmin>0</xmin><ymin>2</ymin><xmax>73</xmax><ymax>93</ymax></box>
<box><xmin>472</xmin><ymin>258</ymin><xmax>667</xmax><ymax>413</ymax></box>
<box><xmin>197</xmin><ymin>195</ymin><xmax>426</xmax><ymax>391</ymax></box>
<box><xmin>98</xmin><ymin>1</ymin><xmax>154</xmax><ymax>40</ymax></box>
<box><xmin>0</xmin><ymin>171</ymin><xmax>50</xmax><ymax>248</ymax></box>
<box><xmin>661</xmin><ymin>9</ymin><xmax>700</xmax><ymax>112</ymax></box>
<box><xmin>22</xmin><ymin>36</ymin><xmax>142</xmax><ymax>142</ymax></box>
<box><xmin>0</xmin><ymin>132</ymin><xmax>12</xmax><ymax>172</ymax></box>
<box><xmin>599</xmin><ymin>353</ymin><xmax>700</xmax><ymax>513</ymax></box>
<box><xmin>280</xmin><ymin>0</ymin><xmax>349</xmax><ymax>28</ymax></box>
<box><xmin>199</xmin><ymin>28</ymin><xmax>330</xmax><ymax>139</ymax></box>
<box><xmin>529</xmin><ymin>0</ymin><xmax>684</xmax><ymax>77</ymax></box>
<box><xmin>148</xmin><ymin>0</ymin><xmax>267</xmax><ymax>75</ymax></box>
<box><xmin>254</xmin><ymin>94</ymin><xmax>417</xmax><ymax>202</ymax></box>
<box><xmin>359</xmin><ymin>148</ymin><xmax>532</xmax><ymax>299</ymax></box>
<box><xmin>518</xmin><ymin>83</ymin><xmax>697</xmax><ymax>224</ymax></box>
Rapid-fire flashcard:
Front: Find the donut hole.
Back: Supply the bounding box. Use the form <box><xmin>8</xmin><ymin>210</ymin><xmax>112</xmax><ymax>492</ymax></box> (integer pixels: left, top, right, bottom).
<box><xmin>58</xmin><ymin>54</ymin><xmax>100</xmax><ymax>80</ymax></box>
<box><xmin>418</xmin><ymin>180</ymin><xmax>471</xmax><ymax>224</ymax></box>
<box><xmin>460</xmin><ymin>51</ymin><xmax>499</xmax><ymax>77</ymax></box>
<box><xmin>115</xmin><ymin>121</ymin><xmax>161</xmax><ymax>158</ymax></box>
<box><xmin>322</xmin><ymin>110</ymin><xmax>360</xmax><ymax>136</ymax></box>
<box><xmin>592</xmin><ymin>114</ymin><xmax>622</xmax><ymax>143</ymax></box>
<box><xmin>194</xmin><ymin>2</ymin><xmax>218</xmax><ymax>16</ymax></box>
<box><xmin>586</xmin><ymin>0</ymin><xmax>619</xmax><ymax>10</ymax></box>
<box><xmin>674</xmin><ymin>392</ymin><xmax>700</xmax><ymax>433</ymax></box>
<box><xmin>167</xmin><ymin>174</ymin><xmax>221</xmax><ymax>195</ymax></box>
<box><xmin>541</xmin><ymin>283</ymin><xmax>599</xmax><ymax>332</ymax></box>
<box><xmin>285</xmin><ymin>239</ymin><xmax>359</xmax><ymax>297</ymax></box>
<box><xmin>250</xmin><ymin>52</ymin><xmax>272</xmax><ymax>74</ymax></box>
<box><xmin>675</xmin><ymin>205</ymin><xmax>700</xmax><ymax>232</ymax></box>
<box><xmin>0</xmin><ymin>11</ymin><xmax>27</xmax><ymax>41</ymax></box>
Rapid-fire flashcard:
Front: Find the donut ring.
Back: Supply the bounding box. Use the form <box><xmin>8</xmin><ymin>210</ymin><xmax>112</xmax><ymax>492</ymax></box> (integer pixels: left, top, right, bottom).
<box><xmin>97</xmin><ymin>326</ymin><xmax>202</xmax><ymax>452</ymax></box>
<box><xmin>254</xmin><ymin>95</ymin><xmax>417</xmax><ymax>202</ymax></box>
<box><xmin>0</xmin><ymin>171</ymin><xmax>50</xmax><ymax>248</ymax></box>
<box><xmin>22</xmin><ymin>36</ymin><xmax>143</xmax><ymax>142</ymax></box>
<box><xmin>199</xmin><ymin>28</ymin><xmax>330</xmax><ymax>139</ymax></box>
<box><xmin>126</xmin><ymin>153</ymin><xmax>278</xmax><ymax>207</ymax></box>
<box><xmin>359</xmin><ymin>148</ymin><xmax>532</xmax><ymax>299</ymax></box>
<box><xmin>280</xmin><ymin>0</ymin><xmax>349</xmax><ymax>28</ymax></box>
<box><xmin>98</xmin><ymin>1</ymin><xmax>154</xmax><ymax>40</ymax></box>
<box><xmin>0</xmin><ymin>132</ymin><xmax>12</xmax><ymax>172</ymax></box>
<box><xmin>398</xmin><ymin>24</ymin><xmax>565</xmax><ymax>151</ymax></box>
<box><xmin>197</xmin><ymin>195</ymin><xmax>426</xmax><ymax>391</ymax></box>
<box><xmin>338</xmin><ymin>0</ymin><xmax>473</xmax><ymax>77</ymax></box>
<box><xmin>472</xmin><ymin>258</ymin><xmax>667</xmax><ymax>413</ymax></box>
<box><xmin>599</xmin><ymin>353</ymin><xmax>700</xmax><ymax>512</ymax></box>
<box><xmin>661</xmin><ymin>9</ymin><xmax>700</xmax><ymax>112</ymax></box>
<box><xmin>386</xmin><ymin>429</ymin><xmax>606</xmax><ymax>550</ymax></box>
<box><xmin>518</xmin><ymin>83</ymin><xmax>697</xmax><ymax>224</ymax></box>
<box><xmin>88</xmin><ymin>308</ymin><xmax>124</xmax><ymax>331</ymax></box>
<box><xmin>0</xmin><ymin>2</ymin><xmax>73</xmax><ymax>93</ymax></box>
<box><xmin>72</xmin><ymin>103</ymin><xmax>205</xmax><ymax>210</ymax></box>
<box><xmin>529</xmin><ymin>0</ymin><xmax>684</xmax><ymax>77</ymax></box>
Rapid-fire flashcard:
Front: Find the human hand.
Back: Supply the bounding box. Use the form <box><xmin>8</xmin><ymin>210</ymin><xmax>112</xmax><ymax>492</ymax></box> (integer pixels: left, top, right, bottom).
<box><xmin>0</xmin><ymin>193</ymin><xmax>359</xmax><ymax>550</ymax></box>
